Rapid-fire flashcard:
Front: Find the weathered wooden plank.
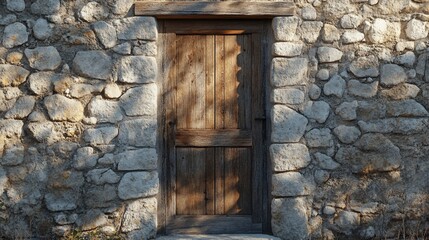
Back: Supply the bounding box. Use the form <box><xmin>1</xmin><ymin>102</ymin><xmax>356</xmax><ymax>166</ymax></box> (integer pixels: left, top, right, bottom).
<box><xmin>224</xmin><ymin>148</ymin><xmax>252</xmax><ymax>215</ymax></box>
<box><xmin>252</xmin><ymin>33</ymin><xmax>264</xmax><ymax>223</ymax></box>
<box><xmin>165</xmin><ymin>20</ymin><xmax>263</xmax><ymax>34</ymax></box>
<box><xmin>215</xmin><ymin>35</ymin><xmax>226</xmax><ymax>129</ymax></box>
<box><xmin>205</xmin><ymin>148</ymin><xmax>215</xmax><ymax>215</ymax></box>
<box><xmin>224</xmin><ymin>35</ymin><xmax>240</xmax><ymax>129</ymax></box>
<box><xmin>176</xmin><ymin>148</ymin><xmax>206</xmax><ymax>215</ymax></box>
<box><xmin>175</xmin><ymin>129</ymin><xmax>252</xmax><ymax>147</ymax></box>
<box><xmin>135</xmin><ymin>1</ymin><xmax>295</xmax><ymax>18</ymax></box>
<box><xmin>168</xmin><ymin>215</ymin><xmax>262</xmax><ymax>234</ymax></box>
<box><xmin>164</xmin><ymin>30</ymin><xmax>177</xmax><ymax>227</ymax></box>
<box><xmin>214</xmin><ymin>147</ymin><xmax>225</xmax><ymax>215</ymax></box>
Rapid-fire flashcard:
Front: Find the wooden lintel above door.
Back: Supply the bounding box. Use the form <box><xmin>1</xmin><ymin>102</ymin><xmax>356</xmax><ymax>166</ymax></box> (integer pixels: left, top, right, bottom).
<box><xmin>134</xmin><ymin>1</ymin><xmax>295</xmax><ymax>19</ymax></box>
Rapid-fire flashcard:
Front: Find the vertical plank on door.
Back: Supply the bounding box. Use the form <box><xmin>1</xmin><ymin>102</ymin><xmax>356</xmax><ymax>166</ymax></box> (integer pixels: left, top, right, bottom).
<box><xmin>205</xmin><ymin>35</ymin><xmax>216</xmax><ymax>215</ymax></box>
<box><xmin>251</xmin><ymin>32</ymin><xmax>264</xmax><ymax>223</ymax></box>
<box><xmin>224</xmin><ymin>35</ymin><xmax>240</xmax><ymax>129</ymax></box>
<box><xmin>214</xmin><ymin>35</ymin><xmax>226</xmax><ymax>215</ymax></box>
<box><xmin>163</xmin><ymin>30</ymin><xmax>178</xmax><ymax>222</ymax></box>
<box><xmin>176</xmin><ymin>148</ymin><xmax>206</xmax><ymax>215</ymax></box>
<box><xmin>224</xmin><ymin>148</ymin><xmax>252</xmax><ymax>215</ymax></box>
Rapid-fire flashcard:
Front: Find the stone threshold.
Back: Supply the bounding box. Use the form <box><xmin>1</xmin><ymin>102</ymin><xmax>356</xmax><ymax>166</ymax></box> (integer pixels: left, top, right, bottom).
<box><xmin>156</xmin><ymin>234</ymin><xmax>281</xmax><ymax>240</ymax></box>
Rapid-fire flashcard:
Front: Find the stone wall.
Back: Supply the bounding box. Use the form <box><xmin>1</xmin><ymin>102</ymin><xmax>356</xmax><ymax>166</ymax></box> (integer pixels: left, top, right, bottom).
<box><xmin>0</xmin><ymin>0</ymin><xmax>428</xmax><ymax>239</ymax></box>
<box><xmin>270</xmin><ymin>0</ymin><xmax>429</xmax><ymax>239</ymax></box>
<box><xmin>0</xmin><ymin>0</ymin><xmax>158</xmax><ymax>239</ymax></box>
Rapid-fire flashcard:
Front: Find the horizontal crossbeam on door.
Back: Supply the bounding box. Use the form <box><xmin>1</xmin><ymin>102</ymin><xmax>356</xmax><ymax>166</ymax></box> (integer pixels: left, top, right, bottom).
<box><xmin>135</xmin><ymin>1</ymin><xmax>295</xmax><ymax>19</ymax></box>
<box><xmin>175</xmin><ymin>129</ymin><xmax>252</xmax><ymax>147</ymax></box>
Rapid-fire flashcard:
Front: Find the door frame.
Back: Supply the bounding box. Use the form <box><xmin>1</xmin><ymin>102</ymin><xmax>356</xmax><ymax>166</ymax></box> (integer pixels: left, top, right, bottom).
<box><xmin>157</xmin><ymin>20</ymin><xmax>273</xmax><ymax>235</ymax></box>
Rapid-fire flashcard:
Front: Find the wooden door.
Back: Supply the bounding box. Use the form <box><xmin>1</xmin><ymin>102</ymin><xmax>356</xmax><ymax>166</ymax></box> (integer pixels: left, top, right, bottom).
<box><xmin>159</xmin><ymin>21</ymin><xmax>270</xmax><ymax>234</ymax></box>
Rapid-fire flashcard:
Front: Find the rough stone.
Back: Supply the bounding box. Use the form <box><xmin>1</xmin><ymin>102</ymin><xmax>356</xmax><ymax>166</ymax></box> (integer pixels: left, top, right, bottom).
<box><xmin>357</xmin><ymin>101</ymin><xmax>387</xmax><ymax>121</ymax></box>
<box><xmin>25</xmin><ymin>47</ymin><xmax>62</xmax><ymax>71</ymax></box>
<box><xmin>31</xmin><ymin>0</ymin><xmax>60</xmax><ymax>15</ymax></box>
<box><xmin>69</xmin><ymin>83</ymin><xmax>100</xmax><ymax>98</ymax></box>
<box><xmin>92</xmin><ymin>21</ymin><xmax>117</xmax><ymax>48</ymax></box>
<box><xmin>301</xmin><ymin>5</ymin><xmax>317</xmax><ymax>20</ymax></box>
<box><xmin>313</xmin><ymin>152</ymin><xmax>340</xmax><ymax>170</ymax></box>
<box><xmin>2</xmin><ymin>145</ymin><xmax>24</xmax><ymax>166</ymax></box>
<box><xmin>322</xmin><ymin>24</ymin><xmax>341</xmax><ymax>43</ymax></box>
<box><xmin>348</xmin><ymin>80</ymin><xmax>378</xmax><ymax>98</ymax></box>
<box><xmin>84</xmin><ymin>185</ymin><xmax>116</xmax><ymax>208</ymax></box>
<box><xmin>117</xmin><ymin>149</ymin><xmax>158</xmax><ymax>171</ymax></box>
<box><xmin>299</xmin><ymin>21</ymin><xmax>323</xmax><ymax>43</ymax></box>
<box><xmin>272</xmin><ymin>42</ymin><xmax>303</xmax><ymax>57</ymax></box>
<box><xmin>396</xmin><ymin>41</ymin><xmax>415</xmax><ymax>52</ymax></box>
<box><xmin>115</xmin><ymin>17</ymin><xmax>157</xmax><ymax>40</ymax></box>
<box><xmin>120</xmin><ymin>84</ymin><xmax>157</xmax><ymax>116</ymax></box>
<box><xmin>349</xmin><ymin>55</ymin><xmax>379</xmax><ymax>77</ymax></box>
<box><xmin>317</xmin><ymin>47</ymin><xmax>343</xmax><ymax>63</ymax></box>
<box><xmin>0</xmin><ymin>14</ymin><xmax>17</xmax><ymax>26</ymax></box>
<box><xmin>380</xmin><ymin>83</ymin><xmax>420</xmax><ymax>100</ymax></box>
<box><xmin>314</xmin><ymin>169</ymin><xmax>330</xmax><ymax>184</ymax></box>
<box><xmin>270</xmin><ymin>144</ymin><xmax>311</xmax><ymax>171</ymax></box>
<box><xmin>79</xmin><ymin>2</ymin><xmax>109</xmax><ymax>22</ymax></box>
<box><xmin>118</xmin><ymin>171</ymin><xmax>158</xmax><ymax>200</ymax></box>
<box><xmin>272</xmin><ymin>198</ymin><xmax>309</xmax><ymax>240</ymax></box>
<box><xmin>86</xmin><ymin>168</ymin><xmax>120</xmax><ymax>185</ymax></box>
<box><xmin>27</xmin><ymin>122</ymin><xmax>60</xmax><ymax>144</ymax></box>
<box><xmin>378</xmin><ymin>0</ymin><xmax>409</xmax><ymax>14</ymax></box>
<box><xmin>272</xmin><ymin>172</ymin><xmax>314</xmax><ymax>197</ymax></box>
<box><xmin>341</xmin><ymin>30</ymin><xmax>365</xmax><ymax>44</ymax></box>
<box><xmin>272</xmin><ymin>17</ymin><xmax>300</xmax><ymax>41</ymax></box>
<box><xmin>405</xmin><ymin>19</ymin><xmax>428</xmax><ymax>40</ymax></box>
<box><xmin>305</xmin><ymin>128</ymin><xmax>332</xmax><ymax>148</ymax></box>
<box><xmin>380</xmin><ymin>64</ymin><xmax>407</xmax><ymax>87</ymax></box>
<box><xmin>112</xmin><ymin>0</ymin><xmax>134</xmax><ymax>15</ymax></box>
<box><xmin>335</xmin><ymin>133</ymin><xmax>401</xmax><ymax>173</ymax></box>
<box><xmin>45</xmin><ymin>192</ymin><xmax>77</xmax><ymax>212</ymax></box>
<box><xmin>121</xmin><ymin>198</ymin><xmax>157</xmax><ymax>236</ymax></box>
<box><xmin>394</xmin><ymin>51</ymin><xmax>416</xmax><ymax>68</ymax></box>
<box><xmin>271</xmin><ymin>105</ymin><xmax>308</xmax><ymax>143</ymax></box>
<box><xmin>340</xmin><ymin>14</ymin><xmax>363</xmax><ymax>29</ymax></box>
<box><xmin>44</xmin><ymin>95</ymin><xmax>84</xmax><ymax>122</ymax></box>
<box><xmin>72</xmin><ymin>51</ymin><xmax>112</xmax><ymax>80</ymax></box>
<box><xmin>104</xmin><ymin>83</ymin><xmax>122</xmax><ymax>98</ymax></box>
<box><xmin>308</xmin><ymin>84</ymin><xmax>321</xmax><ymax>100</ymax></box>
<box><xmin>33</xmin><ymin>18</ymin><xmax>52</xmax><ymax>40</ymax></box>
<box><xmin>323</xmin><ymin>74</ymin><xmax>346</xmax><ymax>97</ymax></box>
<box><xmin>119</xmin><ymin>56</ymin><xmax>157</xmax><ymax>83</ymax></box>
<box><xmin>300</xmin><ymin>101</ymin><xmax>330</xmax><ymax>123</ymax></box>
<box><xmin>271</xmin><ymin>88</ymin><xmax>305</xmax><ymax>105</ymax></box>
<box><xmin>386</xmin><ymin>100</ymin><xmax>428</xmax><ymax>117</ymax></box>
<box><xmin>335</xmin><ymin>211</ymin><xmax>360</xmax><ymax>231</ymax></box>
<box><xmin>6</xmin><ymin>0</ymin><xmax>25</xmax><ymax>12</ymax></box>
<box><xmin>73</xmin><ymin>147</ymin><xmax>98</xmax><ymax>170</ymax></box>
<box><xmin>323</xmin><ymin>206</ymin><xmax>336</xmax><ymax>215</ymax></box>
<box><xmin>316</xmin><ymin>69</ymin><xmax>330</xmax><ymax>81</ymax></box>
<box><xmin>333</xmin><ymin>125</ymin><xmax>361</xmax><ymax>144</ymax></box>
<box><xmin>6</xmin><ymin>52</ymin><xmax>23</xmax><ymax>65</ymax></box>
<box><xmin>87</xmin><ymin>96</ymin><xmax>123</xmax><ymax>123</ymax></box>
<box><xmin>113</xmin><ymin>43</ymin><xmax>132</xmax><ymax>55</ymax></box>
<box><xmin>358</xmin><ymin>118</ymin><xmax>428</xmax><ymax>135</ymax></box>
<box><xmin>2</xmin><ymin>22</ymin><xmax>28</xmax><ymax>48</ymax></box>
<box><xmin>0</xmin><ymin>167</ymin><xmax>8</xmax><ymax>195</ymax></box>
<box><xmin>5</xmin><ymin>96</ymin><xmax>35</xmax><ymax>119</ymax></box>
<box><xmin>76</xmin><ymin>209</ymin><xmax>108</xmax><ymax>231</ymax></box>
<box><xmin>119</xmin><ymin>118</ymin><xmax>157</xmax><ymax>147</ymax></box>
<box><xmin>133</xmin><ymin>41</ymin><xmax>157</xmax><ymax>56</ymax></box>
<box><xmin>271</xmin><ymin>58</ymin><xmax>308</xmax><ymax>87</ymax></box>
<box><xmin>27</xmin><ymin>72</ymin><xmax>53</xmax><ymax>95</ymax></box>
<box><xmin>83</xmin><ymin>126</ymin><xmax>118</xmax><ymax>145</ymax></box>
<box><xmin>335</xmin><ymin>101</ymin><xmax>358</xmax><ymax>121</ymax></box>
